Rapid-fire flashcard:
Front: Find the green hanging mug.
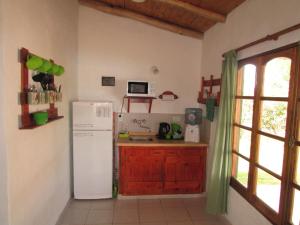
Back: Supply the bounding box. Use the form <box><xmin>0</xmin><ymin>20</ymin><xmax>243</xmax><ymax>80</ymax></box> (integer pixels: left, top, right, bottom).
<box><xmin>49</xmin><ymin>64</ymin><xmax>60</xmax><ymax>75</ymax></box>
<box><xmin>38</xmin><ymin>60</ymin><xmax>53</xmax><ymax>73</ymax></box>
<box><xmin>56</xmin><ymin>65</ymin><xmax>65</xmax><ymax>76</ymax></box>
<box><xmin>26</xmin><ymin>55</ymin><xmax>43</xmax><ymax>70</ymax></box>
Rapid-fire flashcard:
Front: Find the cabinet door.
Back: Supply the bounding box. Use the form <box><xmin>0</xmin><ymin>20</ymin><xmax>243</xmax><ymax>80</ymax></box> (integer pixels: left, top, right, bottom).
<box><xmin>164</xmin><ymin>156</ymin><xmax>178</xmax><ymax>182</ymax></box>
<box><xmin>147</xmin><ymin>156</ymin><xmax>164</xmax><ymax>181</ymax></box>
<box><xmin>176</xmin><ymin>156</ymin><xmax>202</xmax><ymax>181</ymax></box>
<box><xmin>126</xmin><ymin>154</ymin><xmax>163</xmax><ymax>182</ymax></box>
<box><xmin>164</xmin><ymin>154</ymin><xmax>203</xmax><ymax>182</ymax></box>
<box><xmin>120</xmin><ymin>147</ymin><xmax>164</xmax><ymax>195</ymax></box>
<box><xmin>125</xmin><ymin>149</ymin><xmax>147</xmax><ymax>181</ymax></box>
<box><xmin>164</xmin><ymin>148</ymin><xmax>206</xmax><ymax>193</ymax></box>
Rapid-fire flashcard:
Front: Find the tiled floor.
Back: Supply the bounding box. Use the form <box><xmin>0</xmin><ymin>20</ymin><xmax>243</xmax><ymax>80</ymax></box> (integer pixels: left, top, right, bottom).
<box><xmin>58</xmin><ymin>197</ymin><xmax>229</xmax><ymax>225</ymax></box>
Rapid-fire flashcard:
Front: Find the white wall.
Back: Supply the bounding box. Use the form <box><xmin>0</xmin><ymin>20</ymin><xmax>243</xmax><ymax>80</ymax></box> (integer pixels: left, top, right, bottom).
<box><xmin>1</xmin><ymin>0</ymin><xmax>78</xmax><ymax>225</ymax></box>
<box><xmin>0</xmin><ymin>0</ymin><xmax>10</xmax><ymax>224</ymax></box>
<box><xmin>201</xmin><ymin>0</ymin><xmax>300</xmax><ymax>225</ymax></box>
<box><xmin>78</xmin><ymin>6</ymin><xmax>202</xmax><ymax>114</ymax></box>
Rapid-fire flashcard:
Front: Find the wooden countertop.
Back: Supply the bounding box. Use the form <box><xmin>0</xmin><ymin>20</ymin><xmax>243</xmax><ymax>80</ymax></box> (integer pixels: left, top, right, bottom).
<box><xmin>117</xmin><ymin>137</ymin><xmax>208</xmax><ymax>147</ymax></box>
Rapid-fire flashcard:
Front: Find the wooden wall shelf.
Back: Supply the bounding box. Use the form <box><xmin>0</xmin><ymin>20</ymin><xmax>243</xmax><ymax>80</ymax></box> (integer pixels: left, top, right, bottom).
<box><xmin>20</xmin><ymin>116</ymin><xmax>64</xmax><ymax>130</ymax></box>
<box><xmin>198</xmin><ymin>75</ymin><xmax>221</xmax><ymax>106</ymax></box>
<box><xmin>19</xmin><ymin>47</ymin><xmax>63</xmax><ymax>129</ymax></box>
<box><xmin>125</xmin><ymin>96</ymin><xmax>156</xmax><ymax>113</ymax></box>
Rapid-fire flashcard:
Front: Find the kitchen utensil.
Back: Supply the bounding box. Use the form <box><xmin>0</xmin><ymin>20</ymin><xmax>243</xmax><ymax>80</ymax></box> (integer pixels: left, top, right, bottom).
<box><xmin>49</xmin><ymin>64</ymin><xmax>60</xmax><ymax>75</ymax></box>
<box><xmin>171</xmin><ymin>123</ymin><xmax>183</xmax><ymax>139</ymax></box>
<box><xmin>33</xmin><ymin>111</ymin><xmax>48</xmax><ymax>125</ymax></box>
<box><xmin>118</xmin><ymin>132</ymin><xmax>129</xmax><ymax>138</ymax></box>
<box><xmin>26</xmin><ymin>55</ymin><xmax>43</xmax><ymax>70</ymax></box>
<box><xmin>56</xmin><ymin>65</ymin><xmax>65</xmax><ymax>76</ymax></box>
<box><xmin>32</xmin><ymin>73</ymin><xmax>53</xmax><ymax>90</ymax></box>
<box><xmin>38</xmin><ymin>60</ymin><xmax>53</xmax><ymax>73</ymax></box>
<box><xmin>158</xmin><ymin>122</ymin><xmax>170</xmax><ymax>139</ymax></box>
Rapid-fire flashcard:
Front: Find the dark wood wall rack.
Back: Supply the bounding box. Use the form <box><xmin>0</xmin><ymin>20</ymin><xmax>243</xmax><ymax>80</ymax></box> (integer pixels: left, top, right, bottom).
<box><xmin>125</xmin><ymin>96</ymin><xmax>156</xmax><ymax>113</ymax></box>
<box><xmin>19</xmin><ymin>47</ymin><xmax>63</xmax><ymax>129</ymax></box>
<box><xmin>198</xmin><ymin>75</ymin><xmax>221</xmax><ymax>106</ymax></box>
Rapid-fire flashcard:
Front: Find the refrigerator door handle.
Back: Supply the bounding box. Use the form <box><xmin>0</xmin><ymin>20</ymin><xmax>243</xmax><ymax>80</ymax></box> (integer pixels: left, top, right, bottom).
<box><xmin>74</xmin><ymin>124</ymin><xmax>95</xmax><ymax>128</ymax></box>
<box><xmin>74</xmin><ymin>132</ymin><xmax>94</xmax><ymax>137</ymax></box>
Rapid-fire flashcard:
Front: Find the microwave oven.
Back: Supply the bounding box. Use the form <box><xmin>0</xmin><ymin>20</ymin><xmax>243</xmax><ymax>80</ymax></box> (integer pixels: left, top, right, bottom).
<box><xmin>127</xmin><ymin>80</ymin><xmax>155</xmax><ymax>97</ymax></box>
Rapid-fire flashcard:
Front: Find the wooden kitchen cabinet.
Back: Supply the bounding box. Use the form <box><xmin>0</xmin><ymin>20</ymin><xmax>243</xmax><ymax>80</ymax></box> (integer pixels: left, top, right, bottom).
<box><xmin>119</xmin><ymin>146</ymin><xmax>207</xmax><ymax>195</ymax></box>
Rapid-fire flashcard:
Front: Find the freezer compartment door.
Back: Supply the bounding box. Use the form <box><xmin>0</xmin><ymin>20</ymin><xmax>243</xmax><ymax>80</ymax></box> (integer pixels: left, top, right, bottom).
<box><xmin>73</xmin><ymin>130</ymin><xmax>113</xmax><ymax>199</ymax></box>
<box><xmin>73</xmin><ymin>102</ymin><xmax>113</xmax><ymax>130</ymax></box>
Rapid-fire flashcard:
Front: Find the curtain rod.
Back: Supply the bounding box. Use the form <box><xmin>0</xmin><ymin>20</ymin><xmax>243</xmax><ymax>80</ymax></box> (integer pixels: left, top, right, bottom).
<box><xmin>223</xmin><ymin>22</ymin><xmax>300</xmax><ymax>57</ymax></box>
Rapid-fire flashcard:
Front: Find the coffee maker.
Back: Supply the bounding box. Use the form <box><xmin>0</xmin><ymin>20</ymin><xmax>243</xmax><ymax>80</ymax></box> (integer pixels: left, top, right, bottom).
<box><xmin>158</xmin><ymin>122</ymin><xmax>170</xmax><ymax>139</ymax></box>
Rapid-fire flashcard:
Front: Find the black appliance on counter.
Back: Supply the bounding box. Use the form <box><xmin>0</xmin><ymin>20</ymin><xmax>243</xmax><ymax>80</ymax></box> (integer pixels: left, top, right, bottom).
<box><xmin>158</xmin><ymin>122</ymin><xmax>170</xmax><ymax>139</ymax></box>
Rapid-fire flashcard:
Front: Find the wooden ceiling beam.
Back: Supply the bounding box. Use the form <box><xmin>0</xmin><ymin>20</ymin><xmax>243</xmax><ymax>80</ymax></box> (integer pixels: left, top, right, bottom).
<box><xmin>79</xmin><ymin>0</ymin><xmax>203</xmax><ymax>39</ymax></box>
<box><xmin>157</xmin><ymin>0</ymin><xmax>226</xmax><ymax>23</ymax></box>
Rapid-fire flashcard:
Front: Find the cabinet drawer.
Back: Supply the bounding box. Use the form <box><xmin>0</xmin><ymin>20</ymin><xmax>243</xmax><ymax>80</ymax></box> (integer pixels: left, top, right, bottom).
<box><xmin>164</xmin><ymin>181</ymin><xmax>203</xmax><ymax>194</ymax></box>
<box><xmin>123</xmin><ymin>182</ymin><xmax>163</xmax><ymax>195</ymax></box>
<box><xmin>178</xmin><ymin>148</ymin><xmax>203</xmax><ymax>156</ymax></box>
<box><xmin>149</xmin><ymin>148</ymin><xmax>165</xmax><ymax>157</ymax></box>
<box><xmin>165</xmin><ymin>149</ymin><xmax>178</xmax><ymax>156</ymax></box>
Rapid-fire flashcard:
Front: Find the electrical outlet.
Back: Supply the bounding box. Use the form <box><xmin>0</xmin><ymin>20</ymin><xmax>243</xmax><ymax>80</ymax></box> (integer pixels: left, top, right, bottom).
<box><xmin>118</xmin><ymin>114</ymin><xmax>123</xmax><ymax>121</ymax></box>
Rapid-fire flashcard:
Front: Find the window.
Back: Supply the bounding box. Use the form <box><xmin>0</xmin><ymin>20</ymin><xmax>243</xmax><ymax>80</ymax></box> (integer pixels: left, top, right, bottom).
<box><xmin>231</xmin><ymin>44</ymin><xmax>300</xmax><ymax>225</ymax></box>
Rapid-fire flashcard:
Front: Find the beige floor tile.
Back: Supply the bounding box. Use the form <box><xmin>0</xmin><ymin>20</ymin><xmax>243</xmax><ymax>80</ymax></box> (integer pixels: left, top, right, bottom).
<box><xmin>138</xmin><ymin>199</ymin><xmax>162</xmax><ymax>209</ymax></box>
<box><xmin>161</xmin><ymin>199</ymin><xmax>185</xmax><ymax>208</ymax></box>
<box><xmin>61</xmin><ymin>208</ymin><xmax>89</xmax><ymax>225</ymax></box>
<box><xmin>90</xmin><ymin>199</ymin><xmax>115</xmax><ymax>210</ymax></box>
<box><xmin>140</xmin><ymin>222</ymin><xmax>167</xmax><ymax>225</ymax></box>
<box><xmin>86</xmin><ymin>224</ymin><xmax>112</xmax><ymax>225</ymax></box>
<box><xmin>192</xmin><ymin>221</ymin><xmax>224</xmax><ymax>225</ymax></box>
<box><xmin>187</xmin><ymin>207</ymin><xmax>219</xmax><ymax>222</ymax></box>
<box><xmin>114</xmin><ymin>223</ymin><xmax>139</xmax><ymax>225</ymax></box>
<box><xmin>70</xmin><ymin>199</ymin><xmax>91</xmax><ymax>209</ymax></box>
<box><xmin>59</xmin><ymin>223</ymin><xmax>85</xmax><ymax>225</ymax></box>
<box><xmin>217</xmin><ymin>216</ymin><xmax>232</xmax><ymax>225</ymax></box>
<box><xmin>115</xmin><ymin>199</ymin><xmax>138</xmax><ymax>210</ymax></box>
<box><xmin>183</xmin><ymin>198</ymin><xmax>206</xmax><ymax>209</ymax></box>
<box><xmin>113</xmin><ymin>209</ymin><xmax>139</xmax><ymax>223</ymax></box>
<box><xmin>168</xmin><ymin>222</ymin><xmax>194</xmax><ymax>225</ymax></box>
<box><xmin>164</xmin><ymin>208</ymin><xmax>191</xmax><ymax>222</ymax></box>
<box><xmin>86</xmin><ymin>209</ymin><xmax>114</xmax><ymax>224</ymax></box>
<box><xmin>139</xmin><ymin>208</ymin><xmax>166</xmax><ymax>222</ymax></box>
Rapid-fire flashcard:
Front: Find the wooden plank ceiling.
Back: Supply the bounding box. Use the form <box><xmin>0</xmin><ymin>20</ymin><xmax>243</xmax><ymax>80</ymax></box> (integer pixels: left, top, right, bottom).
<box><xmin>79</xmin><ymin>0</ymin><xmax>246</xmax><ymax>39</ymax></box>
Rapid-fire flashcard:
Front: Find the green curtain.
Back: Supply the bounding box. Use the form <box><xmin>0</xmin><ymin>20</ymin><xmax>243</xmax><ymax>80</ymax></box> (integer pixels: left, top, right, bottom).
<box><xmin>206</xmin><ymin>50</ymin><xmax>238</xmax><ymax>214</ymax></box>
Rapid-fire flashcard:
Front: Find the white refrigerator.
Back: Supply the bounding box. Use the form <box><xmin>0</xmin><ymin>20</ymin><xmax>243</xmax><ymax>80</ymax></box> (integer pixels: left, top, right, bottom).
<box><xmin>72</xmin><ymin>101</ymin><xmax>113</xmax><ymax>199</ymax></box>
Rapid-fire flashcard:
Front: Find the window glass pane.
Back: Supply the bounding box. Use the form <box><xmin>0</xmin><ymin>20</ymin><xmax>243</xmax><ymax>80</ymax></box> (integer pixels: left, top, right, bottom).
<box><xmin>295</xmin><ymin>148</ymin><xmax>300</xmax><ymax>185</ymax></box>
<box><xmin>258</xmin><ymin>135</ymin><xmax>284</xmax><ymax>175</ymax></box>
<box><xmin>233</xmin><ymin>155</ymin><xmax>249</xmax><ymax>187</ymax></box>
<box><xmin>234</xmin><ymin>127</ymin><xmax>251</xmax><ymax>158</ymax></box>
<box><xmin>262</xmin><ymin>57</ymin><xmax>291</xmax><ymax>97</ymax></box>
<box><xmin>260</xmin><ymin>101</ymin><xmax>287</xmax><ymax>137</ymax></box>
<box><xmin>235</xmin><ymin>99</ymin><xmax>253</xmax><ymax>127</ymax></box>
<box><xmin>291</xmin><ymin>189</ymin><xmax>300</xmax><ymax>225</ymax></box>
<box><xmin>239</xmin><ymin>64</ymin><xmax>256</xmax><ymax>96</ymax></box>
<box><xmin>256</xmin><ymin>169</ymin><xmax>281</xmax><ymax>212</ymax></box>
